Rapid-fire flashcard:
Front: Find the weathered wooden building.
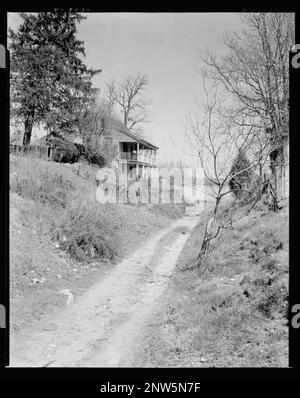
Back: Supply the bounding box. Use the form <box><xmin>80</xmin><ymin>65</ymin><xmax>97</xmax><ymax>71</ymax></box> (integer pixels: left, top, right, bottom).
<box><xmin>102</xmin><ymin>118</ymin><xmax>159</xmax><ymax>180</ymax></box>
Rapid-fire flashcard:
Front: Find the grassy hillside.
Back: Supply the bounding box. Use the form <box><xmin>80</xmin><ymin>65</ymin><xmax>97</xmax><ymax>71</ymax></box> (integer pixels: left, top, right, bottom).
<box><xmin>134</xmin><ymin>203</ymin><xmax>289</xmax><ymax>367</ymax></box>
<box><xmin>10</xmin><ymin>155</ymin><xmax>185</xmax><ymax>332</ymax></box>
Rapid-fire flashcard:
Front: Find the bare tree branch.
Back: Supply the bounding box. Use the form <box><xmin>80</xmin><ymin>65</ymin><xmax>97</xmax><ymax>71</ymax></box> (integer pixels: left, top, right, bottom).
<box><xmin>106</xmin><ymin>73</ymin><xmax>152</xmax><ymax>133</ymax></box>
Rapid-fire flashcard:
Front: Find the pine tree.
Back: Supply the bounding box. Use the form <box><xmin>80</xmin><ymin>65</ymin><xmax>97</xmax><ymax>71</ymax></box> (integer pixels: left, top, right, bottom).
<box><xmin>229</xmin><ymin>149</ymin><xmax>252</xmax><ymax>199</ymax></box>
<box><xmin>9</xmin><ymin>11</ymin><xmax>101</xmax><ymax>145</ymax></box>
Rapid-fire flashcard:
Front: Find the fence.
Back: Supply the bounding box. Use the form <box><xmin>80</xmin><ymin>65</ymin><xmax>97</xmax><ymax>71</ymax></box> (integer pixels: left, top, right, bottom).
<box><xmin>10</xmin><ymin>144</ymin><xmax>52</xmax><ymax>159</ymax></box>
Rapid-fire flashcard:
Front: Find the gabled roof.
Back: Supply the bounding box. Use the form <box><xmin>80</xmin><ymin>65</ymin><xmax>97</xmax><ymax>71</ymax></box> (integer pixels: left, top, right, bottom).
<box><xmin>107</xmin><ymin>117</ymin><xmax>159</xmax><ymax>150</ymax></box>
<box><xmin>36</xmin><ymin>116</ymin><xmax>159</xmax><ymax>150</ymax></box>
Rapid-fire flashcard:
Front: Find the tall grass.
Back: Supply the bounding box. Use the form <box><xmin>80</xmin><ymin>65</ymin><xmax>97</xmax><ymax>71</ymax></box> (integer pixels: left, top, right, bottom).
<box><xmin>10</xmin><ymin>157</ymin><xmax>74</xmax><ymax>208</ymax></box>
<box><xmin>10</xmin><ymin>156</ymin><xmax>117</xmax><ymax>263</ymax></box>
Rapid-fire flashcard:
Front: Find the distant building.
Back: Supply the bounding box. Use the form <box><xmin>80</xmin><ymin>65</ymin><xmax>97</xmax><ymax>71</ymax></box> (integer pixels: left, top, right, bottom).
<box><xmin>101</xmin><ymin>117</ymin><xmax>159</xmax><ymax>180</ymax></box>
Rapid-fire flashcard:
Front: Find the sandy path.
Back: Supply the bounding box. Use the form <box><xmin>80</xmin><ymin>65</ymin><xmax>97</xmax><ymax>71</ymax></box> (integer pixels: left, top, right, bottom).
<box><xmin>10</xmin><ymin>212</ymin><xmax>200</xmax><ymax>367</ymax></box>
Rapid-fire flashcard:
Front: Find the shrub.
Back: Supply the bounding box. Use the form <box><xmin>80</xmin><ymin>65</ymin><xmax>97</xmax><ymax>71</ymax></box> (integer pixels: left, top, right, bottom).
<box><xmin>229</xmin><ymin>149</ymin><xmax>253</xmax><ymax>200</ymax></box>
<box><xmin>82</xmin><ymin>143</ymin><xmax>107</xmax><ymax>167</ymax></box>
<box><xmin>51</xmin><ymin>140</ymin><xmax>82</xmax><ymax>163</ymax></box>
<box><xmin>53</xmin><ymin>202</ymin><xmax>117</xmax><ymax>262</ymax></box>
<box><xmin>84</xmin><ymin>137</ymin><xmax>118</xmax><ymax>167</ymax></box>
<box><xmin>255</xmin><ymin>283</ymin><xmax>288</xmax><ymax>318</ymax></box>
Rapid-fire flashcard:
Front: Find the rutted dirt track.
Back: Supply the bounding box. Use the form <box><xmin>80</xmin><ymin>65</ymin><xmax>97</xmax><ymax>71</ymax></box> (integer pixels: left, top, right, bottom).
<box><xmin>10</xmin><ymin>212</ymin><xmax>200</xmax><ymax>367</ymax></box>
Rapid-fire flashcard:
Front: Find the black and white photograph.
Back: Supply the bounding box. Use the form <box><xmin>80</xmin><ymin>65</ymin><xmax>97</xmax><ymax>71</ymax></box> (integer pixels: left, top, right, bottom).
<box><xmin>6</xmin><ymin>11</ymin><xmax>291</xmax><ymax>370</ymax></box>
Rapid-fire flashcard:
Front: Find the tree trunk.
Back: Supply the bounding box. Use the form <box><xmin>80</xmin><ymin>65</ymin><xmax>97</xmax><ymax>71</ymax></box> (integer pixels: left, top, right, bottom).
<box><xmin>197</xmin><ymin>196</ymin><xmax>221</xmax><ymax>265</ymax></box>
<box><xmin>269</xmin><ymin>144</ymin><xmax>284</xmax><ymax>211</ymax></box>
<box><xmin>23</xmin><ymin>113</ymin><xmax>34</xmax><ymax>146</ymax></box>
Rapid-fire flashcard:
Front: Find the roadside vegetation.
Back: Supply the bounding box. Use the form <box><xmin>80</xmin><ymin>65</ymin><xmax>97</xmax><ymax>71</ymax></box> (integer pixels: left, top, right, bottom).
<box><xmin>135</xmin><ymin>201</ymin><xmax>288</xmax><ymax>367</ymax></box>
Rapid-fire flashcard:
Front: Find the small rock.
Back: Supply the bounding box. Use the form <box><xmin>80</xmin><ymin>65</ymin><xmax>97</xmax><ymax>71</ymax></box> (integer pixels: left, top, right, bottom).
<box><xmin>56</xmin><ymin>274</ymin><xmax>62</xmax><ymax>279</ymax></box>
<box><xmin>73</xmin><ymin>268</ymin><xmax>78</xmax><ymax>272</ymax></box>
<box><xmin>60</xmin><ymin>289</ymin><xmax>74</xmax><ymax>305</ymax></box>
<box><xmin>40</xmin><ymin>277</ymin><xmax>46</xmax><ymax>284</ymax></box>
<box><xmin>200</xmin><ymin>357</ymin><xmax>207</xmax><ymax>362</ymax></box>
<box><xmin>46</xmin><ymin>267</ymin><xmax>50</xmax><ymax>272</ymax></box>
<box><xmin>31</xmin><ymin>278</ymin><xmax>40</xmax><ymax>285</ymax></box>
<box><xmin>53</xmin><ymin>242</ymin><xmax>60</xmax><ymax>249</ymax></box>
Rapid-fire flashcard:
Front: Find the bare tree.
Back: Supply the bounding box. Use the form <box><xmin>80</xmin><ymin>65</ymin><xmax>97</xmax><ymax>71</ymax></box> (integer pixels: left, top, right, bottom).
<box><xmin>106</xmin><ymin>73</ymin><xmax>151</xmax><ymax>131</ymax></box>
<box><xmin>185</xmin><ymin>80</ymin><xmax>273</xmax><ymax>264</ymax></box>
<box><xmin>199</xmin><ymin>12</ymin><xmax>294</xmax><ymax>202</ymax></box>
<box><xmin>77</xmin><ymin>95</ymin><xmax>118</xmax><ymax>166</ymax></box>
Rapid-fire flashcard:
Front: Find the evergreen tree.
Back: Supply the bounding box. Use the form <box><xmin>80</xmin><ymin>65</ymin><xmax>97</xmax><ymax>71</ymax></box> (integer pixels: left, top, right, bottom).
<box><xmin>9</xmin><ymin>11</ymin><xmax>101</xmax><ymax>145</ymax></box>
<box><xmin>229</xmin><ymin>149</ymin><xmax>252</xmax><ymax>199</ymax></box>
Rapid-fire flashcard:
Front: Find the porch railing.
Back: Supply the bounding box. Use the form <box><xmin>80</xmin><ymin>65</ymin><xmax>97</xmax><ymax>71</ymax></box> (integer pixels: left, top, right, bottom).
<box><xmin>119</xmin><ymin>151</ymin><xmax>156</xmax><ymax>165</ymax></box>
<box><xmin>119</xmin><ymin>151</ymin><xmax>137</xmax><ymax>161</ymax></box>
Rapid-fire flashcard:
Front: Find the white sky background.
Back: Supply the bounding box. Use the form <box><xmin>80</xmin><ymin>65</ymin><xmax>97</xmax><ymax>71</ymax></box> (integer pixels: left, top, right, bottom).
<box><xmin>8</xmin><ymin>12</ymin><xmax>243</xmax><ymax>166</ymax></box>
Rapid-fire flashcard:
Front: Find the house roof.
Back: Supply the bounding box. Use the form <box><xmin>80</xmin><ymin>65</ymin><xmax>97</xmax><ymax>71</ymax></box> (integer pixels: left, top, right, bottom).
<box><xmin>36</xmin><ymin>117</ymin><xmax>159</xmax><ymax>150</ymax></box>
<box><xmin>107</xmin><ymin>117</ymin><xmax>159</xmax><ymax>150</ymax></box>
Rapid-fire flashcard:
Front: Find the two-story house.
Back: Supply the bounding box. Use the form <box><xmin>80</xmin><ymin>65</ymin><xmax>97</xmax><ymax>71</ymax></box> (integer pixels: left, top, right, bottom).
<box><xmin>35</xmin><ymin>115</ymin><xmax>159</xmax><ymax>180</ymax></box>
<box><xmin>102</xmin><ymin>117</ymin><xmax>159</xmax><ymax>180</ymax></box>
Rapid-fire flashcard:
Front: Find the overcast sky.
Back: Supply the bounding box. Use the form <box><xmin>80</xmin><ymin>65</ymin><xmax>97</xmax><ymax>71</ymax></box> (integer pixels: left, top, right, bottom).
<box><xmin>8</xmin><ymin>12</ymin><xmax>243</xmax><ymax>165</ymax></box>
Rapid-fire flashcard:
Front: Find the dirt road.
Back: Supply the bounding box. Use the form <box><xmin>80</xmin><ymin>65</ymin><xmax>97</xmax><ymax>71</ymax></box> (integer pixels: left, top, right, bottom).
<box><xmin>10</xmin><ymin>210</ymin><xmax>200</xmax><ymax>367</ymax></box>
